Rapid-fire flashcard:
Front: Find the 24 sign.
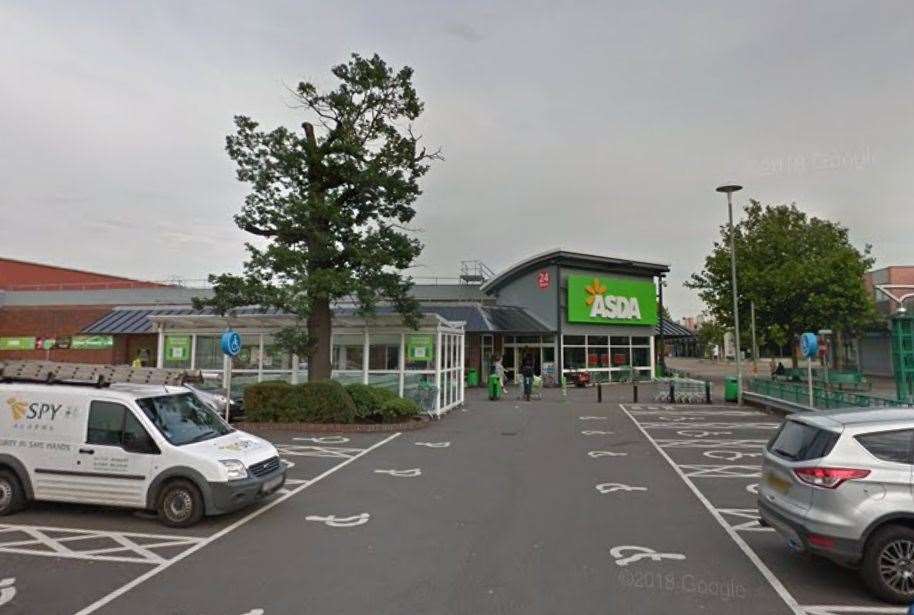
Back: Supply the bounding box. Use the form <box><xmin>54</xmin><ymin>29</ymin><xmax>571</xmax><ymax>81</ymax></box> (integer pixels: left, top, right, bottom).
<box><xmin>537</xmin><ymin>271</ymin><xmax>550</xmax><ymax>290</ymax></box>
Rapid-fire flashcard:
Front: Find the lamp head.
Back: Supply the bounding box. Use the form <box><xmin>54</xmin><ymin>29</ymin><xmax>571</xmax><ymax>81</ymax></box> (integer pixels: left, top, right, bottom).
<box><xmin>716</xmin><ymin>184</ymin><xmax>743</xmax><ymax>194</ymax></box>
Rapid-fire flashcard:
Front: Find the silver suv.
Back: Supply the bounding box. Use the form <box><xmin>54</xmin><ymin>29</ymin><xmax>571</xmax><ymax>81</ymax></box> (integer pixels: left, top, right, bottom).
<box><xmin>759</xmin><ymin>407</ymin><xmax>914</xmax><ymax>604</ymax></box>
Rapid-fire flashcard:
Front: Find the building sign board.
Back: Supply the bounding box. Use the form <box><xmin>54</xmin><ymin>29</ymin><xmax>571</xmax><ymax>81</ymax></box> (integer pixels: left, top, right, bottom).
<box><xmin>0</xmin><ymin>337</ymin><xmax>37</xmax><ymax>351</ymax></box>
<box><xmin>567</xmin><ymin>276</ymin><xmax>657</xmax><ymax>326</ymax></box>
<box><xmin>407</xmin><ymin>334</ymin><xmax>434</xmax><ymax>362</ymax></box>
<box><xmin>70</xmin><ymin>335</ymin><xmax>114</xmax><ymax>350</ymax></box>
<box><xmin>165</xmin><ymin>336</ymin><xmax>191</xmax><ymax>361</ymax></box>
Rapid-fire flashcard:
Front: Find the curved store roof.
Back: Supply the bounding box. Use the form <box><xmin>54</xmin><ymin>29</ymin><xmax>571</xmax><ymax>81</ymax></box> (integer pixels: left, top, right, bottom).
<box><xmin>481</xmin><ymin>248</ymin><xmax>670</xmax><ymax>293</ymax></box>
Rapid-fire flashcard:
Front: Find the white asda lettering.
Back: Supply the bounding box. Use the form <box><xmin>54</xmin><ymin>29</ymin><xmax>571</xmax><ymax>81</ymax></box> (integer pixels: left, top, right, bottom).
<box><xmin>589</xmin><ymin>295</ymin><xmax>642</xmax><ymax>320</ymax></box>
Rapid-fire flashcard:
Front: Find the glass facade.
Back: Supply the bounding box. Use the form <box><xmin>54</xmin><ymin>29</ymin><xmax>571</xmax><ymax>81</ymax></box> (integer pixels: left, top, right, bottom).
<box><xmin>156</xmin><ymin>326</ymin><xmax>463</xmax><ymax>414</ymax></box>
<box><xmin>561</xmin><ymin>333</ymin><xmax>652</xmax><ymax>378</ymax></box>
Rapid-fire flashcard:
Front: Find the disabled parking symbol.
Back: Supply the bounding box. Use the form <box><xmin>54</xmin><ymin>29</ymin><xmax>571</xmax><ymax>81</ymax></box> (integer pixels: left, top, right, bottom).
<box><xmin>703</xmin><ymin>450</ymin><xmax>762</xmax><ymax>462</ymax></box>
<box><xmin>294</xmin><ymin>436</ymin><xmax>350</xmax><ymax>444</ymax></box>
<box><xmin>305</xmin><ymin>513</ymin><xmax>370</xmax><ymax>528</ymax></box>
<box><xmin>0</xmin><ymin>577</ymin><xmax>14</xmax><ymax>606</ymax></box>
<box><xmin>609</xmin><ymin>545</ymin><xmax>686</xmax><ymax>567</ymax></box>
<box><xmin>596</xmin><ymin>483</ymin><xmax>647</xmax><ymax>494</ymax></box>
<box><xmin>374</xmin><ymin>468</ymin><xmax>422</xmax><ymax>478</ymax></box>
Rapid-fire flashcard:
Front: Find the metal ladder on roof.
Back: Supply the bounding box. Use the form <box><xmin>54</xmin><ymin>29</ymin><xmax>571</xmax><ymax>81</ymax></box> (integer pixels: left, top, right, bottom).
<box><xmin>0</xmin><ymin>360</ymin><xmax>202</xmax><ymax>388</ymax></box>
<box><xmin>459</xmin><ymin>260</ymin><xmax>495</xmax><ymax>284</ymax></box>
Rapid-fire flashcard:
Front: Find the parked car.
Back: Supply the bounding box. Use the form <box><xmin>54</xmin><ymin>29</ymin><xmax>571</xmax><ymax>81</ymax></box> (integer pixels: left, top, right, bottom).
<box><xmin>185</xmin><ymin>381</ymin><xmax>245</xmax><ymax>422</ymax></box>
<box><xmin>0</xmin><ymin>382</ymin><xmax>284</xmax><ymax>527</ymax></box>
<box><xmin>759</xmin><ymin>408</ymin><xmax>914</xmax><ymax>603</ymax></box>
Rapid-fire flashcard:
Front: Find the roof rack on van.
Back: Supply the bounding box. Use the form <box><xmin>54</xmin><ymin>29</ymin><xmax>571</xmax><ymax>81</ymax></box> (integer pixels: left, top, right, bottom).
<box><xmin>0</xmin><ymin>360</ymin><xmax>203</xmax><ymax>388</ymax></box>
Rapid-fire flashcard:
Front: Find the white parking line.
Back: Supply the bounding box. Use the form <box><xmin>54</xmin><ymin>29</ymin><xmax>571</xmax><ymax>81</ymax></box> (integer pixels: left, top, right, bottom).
<box><xmin>74</xmin><ymin>431</ymin><xmax>402</xmax><ymax>615</ymax></box>
<box><xmin>0</xmin><ymin>524</ymin><xmax>204</xmax><ymax>565</ymax></box>
<box><xmin>800</xmin><ymin>607</ymin><xmax>907</xmax><ymax>614</ymax></box>
<box><xmin>639</xmin><ymin>422</ymin><xmax>779</xmax><ymax>430</ymax></box>
<box><xmin>276</xmin><ymin>445</ymin><xmax>366</xmax><ymax>459</ymax></box>
<box><xmin>678</xmin><ymin>465</ymin><xmax>762</xmax><ymax>478</ymax></box>
<box><xmin>654</xmin><ymin>438</ymin><xmax>768</xmax><ymax>449</ymax></box>
<box><xmin>715</xmin><ymin>508</ymin><xmax>775</xmax><ymax>533</ymax></box>
<box><xmin>620</xmin><ymin>403</ymin><xmax>804</xmax><ymax>615</ymax></box>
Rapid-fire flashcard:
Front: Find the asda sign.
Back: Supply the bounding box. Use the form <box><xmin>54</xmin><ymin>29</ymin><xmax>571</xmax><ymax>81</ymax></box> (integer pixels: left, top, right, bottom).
<box><xmin>567</xmin><ymin>276</ymin><xmax>657</xmax><ymax>326</ymax></box>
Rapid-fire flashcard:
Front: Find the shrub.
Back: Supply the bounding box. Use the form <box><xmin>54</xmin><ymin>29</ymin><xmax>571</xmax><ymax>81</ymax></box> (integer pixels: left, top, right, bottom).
<box><xmin>243</xmin><ymin>380</ymin><xmax>293</xmax><ymax>422</ymax></box>
<box><xmin>244</xmin><ymin>380</ymin><xmax>357</xmax><ymax>424</ymax></box>
<box><xmin>379</xmin><ymin>397</ymin><xmax>421</xmax><ymax>423</ymax></box>
<box><xmin>285</xmin><ymin>381</ymin><xmax>357</xmax><ymax>424</ymax></box>
<box><xmin>346</xmin><ymin>384</ymin><xmax>397</xmax><ymax>420</ymax></box>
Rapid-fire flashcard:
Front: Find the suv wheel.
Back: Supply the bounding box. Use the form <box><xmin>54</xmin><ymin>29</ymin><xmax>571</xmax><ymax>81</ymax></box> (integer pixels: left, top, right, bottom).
<box><xmin>862</xmin><ymin>525</ymin><xmax>914</xmax><ymax>603</ymax></box>
<box><xmin>156</xmin><ymin>479</ymin><xmax>204</xmax><ymax>528</ymax></box>
<box><xmin>0</xmin><ymin>469</ymin><xmax>26</xmax><ymax>516</ymax></box>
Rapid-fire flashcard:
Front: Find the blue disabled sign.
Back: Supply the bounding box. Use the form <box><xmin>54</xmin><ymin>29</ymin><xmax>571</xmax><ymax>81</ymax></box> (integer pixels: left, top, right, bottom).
<box><xmin>799</xmin><ymin>332</ymin><xmax>818</xmax><ymax>359</ymax></box>
<box><xmin>220</xmin><ymin>330</ymin><xmax>242</xmax><ymax>357</ymax></box>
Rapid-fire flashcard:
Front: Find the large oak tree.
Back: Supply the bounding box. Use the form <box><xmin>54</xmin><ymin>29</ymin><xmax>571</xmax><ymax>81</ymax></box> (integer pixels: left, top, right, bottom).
<box><xmin>196</xmin><ymin>53</ymin><xmax>440</xmax><ymax>381</ymax></box>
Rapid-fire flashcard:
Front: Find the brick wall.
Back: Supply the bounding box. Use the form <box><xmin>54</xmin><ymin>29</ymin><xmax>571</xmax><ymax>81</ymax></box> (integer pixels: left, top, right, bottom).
<box><xmin>0</xmin><ymin>305</ymin><xmax>116</xmax><ymax>363</ymax></box>
<box><xmin>0</xmin><ymin>258</ymin><xmax>165</xmax><ymax>290</ymax></box>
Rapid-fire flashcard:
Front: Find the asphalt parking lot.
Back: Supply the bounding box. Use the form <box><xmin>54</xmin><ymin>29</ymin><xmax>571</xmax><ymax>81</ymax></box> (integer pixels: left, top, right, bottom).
<box><xmin>1</xmin><ymin>391</ymin><xmax>909</xmax><ymax>615</ymax></box>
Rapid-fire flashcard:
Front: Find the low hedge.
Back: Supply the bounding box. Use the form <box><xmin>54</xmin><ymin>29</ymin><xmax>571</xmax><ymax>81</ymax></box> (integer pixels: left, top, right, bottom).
<box><xmin>345</xmin><ymin>383</ymin><xmax>398</xmax><ymax>420</ymax></box>
<box><xmin>244</xmin><ymin>380</ymin><xmax>356</xmax><ymax>424</ymax></box>
<box><xmin>243</xmin><ymin>380</ymin><xmax>293</xmax><ymax>421</ymax></box>
<box><xmin>379</xmin><ymin>397</ymin><xmax>421</xmax><ymax>423</ymax></box>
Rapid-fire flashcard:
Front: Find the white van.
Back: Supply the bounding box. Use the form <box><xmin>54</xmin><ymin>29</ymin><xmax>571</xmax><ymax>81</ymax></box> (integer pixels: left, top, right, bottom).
<box><xmin>0</xmin><ymin>382</ymin><xmax>286</xmax><ymax>527</ymax></box>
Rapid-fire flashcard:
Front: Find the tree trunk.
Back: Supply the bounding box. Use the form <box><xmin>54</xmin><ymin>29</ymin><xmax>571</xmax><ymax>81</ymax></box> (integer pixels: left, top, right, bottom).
<box><xmin>834</xmin><ymin>330</ymin><xmax>846</xmax><ymax>370</ymax></box>
<box><xmin>307</xmin><ymin>296</ymin><xmax>333</xmax><ymax>382</ymax></box>
<box><xmin>790</xmin><ymin>336</ymin><xmax>799</xmax><ymax>369</ymax></box>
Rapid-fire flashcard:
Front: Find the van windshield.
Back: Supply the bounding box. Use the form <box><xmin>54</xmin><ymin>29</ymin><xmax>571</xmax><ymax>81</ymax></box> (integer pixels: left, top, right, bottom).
<box><xmin>136</xmin><ymin>393</ymin><xmax>233</xmax><ymax>446</ymax></box>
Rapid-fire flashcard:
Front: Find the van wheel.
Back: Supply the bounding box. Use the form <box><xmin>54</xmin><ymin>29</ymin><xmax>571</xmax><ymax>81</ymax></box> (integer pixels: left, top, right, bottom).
<box><xmin>862</xmin><ymin>525</ymin><xmax>914</xmax><ymax>604</ymax></box>
<box><xmin>156</xmin><ymin>479</ymin><xmax>203</xmax><ymax>528</ymax></box>
<box><xmin>0</xmin><ymin>470</ymin><xmax>25</xmax><ymax>516</ymax></box>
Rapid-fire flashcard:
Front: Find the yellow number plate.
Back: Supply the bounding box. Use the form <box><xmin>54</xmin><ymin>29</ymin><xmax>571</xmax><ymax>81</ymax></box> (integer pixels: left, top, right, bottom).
<box><xmin>765</xmin><ymin>471</ymin><xmax>791</xmax><ymax>494</ymax></box>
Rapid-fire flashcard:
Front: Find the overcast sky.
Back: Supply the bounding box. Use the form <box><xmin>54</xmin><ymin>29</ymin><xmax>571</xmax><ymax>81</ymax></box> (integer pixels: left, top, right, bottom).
<box><xmin>2</xmin><ymin>1</ymin><xmax>912</xmax><ymax>317</ymax></box>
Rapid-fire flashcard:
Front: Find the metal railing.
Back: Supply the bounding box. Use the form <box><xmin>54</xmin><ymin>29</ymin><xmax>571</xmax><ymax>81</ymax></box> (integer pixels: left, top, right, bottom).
<box><xmin>746</xmin><ymin>377</ymin><xmax>909</xmax><ymax>410</ymax></box>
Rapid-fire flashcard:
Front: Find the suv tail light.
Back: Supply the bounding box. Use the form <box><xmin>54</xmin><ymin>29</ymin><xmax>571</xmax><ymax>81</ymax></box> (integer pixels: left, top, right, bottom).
<box><xmin>794</xmin><ymin>467</ymin><xmax>870</xmax><ymax>489</ymax></box>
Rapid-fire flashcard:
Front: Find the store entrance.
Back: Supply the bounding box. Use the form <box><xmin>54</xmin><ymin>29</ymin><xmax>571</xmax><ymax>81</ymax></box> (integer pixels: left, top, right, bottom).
<box><xmin>501</xmin><ymin>335</ymin><xmax>556</xmax><ymax>384</ymax></box>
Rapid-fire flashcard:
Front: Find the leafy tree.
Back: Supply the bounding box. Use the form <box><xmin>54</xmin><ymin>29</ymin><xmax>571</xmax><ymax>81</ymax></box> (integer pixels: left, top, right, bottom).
<box><xmin>686</xmin><ymin>201</ymin><xmax>876</xmax><ymax>367</ymax></box>
<box><xmin>695</xmin><ymin>317</ymin><xmax>725</xmax><ymax>357</ymax></box>
<box><xmin>766</xmin><ymin>323</ymin><xmax>789</xmax><ymax>358</ymax></box>
<box><xmin>195</xmin><ymin>53</ymin><xmax>440</xmax><ymax>381</ymax></box>
<box><xmin>659</xmin><ymin>304</ymin><xmax>673</xmax><ymax>322</ymax></box>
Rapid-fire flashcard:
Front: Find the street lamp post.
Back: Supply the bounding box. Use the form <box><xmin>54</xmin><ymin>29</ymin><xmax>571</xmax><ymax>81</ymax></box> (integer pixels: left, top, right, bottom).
<box><xmin>716</xmin><ymin>183</ymin><xmax>743</xmax><ymax>405</ymax></box>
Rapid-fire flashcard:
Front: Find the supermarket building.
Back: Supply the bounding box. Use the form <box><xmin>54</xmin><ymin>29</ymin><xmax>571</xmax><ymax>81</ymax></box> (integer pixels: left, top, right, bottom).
<box><xmin>0</xmin><ymin>250</ymin><xmax>689</xmax><ymax>409</ymax></box>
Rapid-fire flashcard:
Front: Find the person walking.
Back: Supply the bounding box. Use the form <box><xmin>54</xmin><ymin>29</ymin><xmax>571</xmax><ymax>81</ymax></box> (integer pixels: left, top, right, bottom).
<box><xmin>489</xmin><ymin>353</ymin><xmax>505</xmax><ymax>400</ymax></box>
<box><xmin>521</xmin><ymin>352</ymin><xmax>535</xmax><ymax>401</ymax></box>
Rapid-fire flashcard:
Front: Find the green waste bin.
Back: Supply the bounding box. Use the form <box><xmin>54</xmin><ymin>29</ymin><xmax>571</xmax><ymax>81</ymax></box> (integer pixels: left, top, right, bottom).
<box><xmin>724</xmin><ymin>376</ymin><xmax>739</xmax><ymax>402</ymax></box>
<box><xmin>466</xmin><ymin>368</ymin><xmax>479</xmax><ymax>387</ymax></box>
<box><xmin>488</xmin><ymin>373</ymin><xmax>502</xmax><ymax>400</ymax></box>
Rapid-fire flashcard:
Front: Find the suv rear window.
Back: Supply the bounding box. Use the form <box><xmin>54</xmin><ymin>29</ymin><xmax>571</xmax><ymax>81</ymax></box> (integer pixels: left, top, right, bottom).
<box><xmin>856</xmin><ymin>429</ymin><xmax>914</xmax><ymax>464</ymax></box>
<box><xmin>768</xmin><ymin>420</ymin><xmax>839</xmax><ymax>461</ymax></box>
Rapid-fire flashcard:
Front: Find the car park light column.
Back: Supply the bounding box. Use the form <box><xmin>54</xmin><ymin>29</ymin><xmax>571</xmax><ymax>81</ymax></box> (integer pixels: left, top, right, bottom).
<box><xmin>717</xmin><ymin>183</ymin><xmax>744</xmax><ymax>405</ymax></box>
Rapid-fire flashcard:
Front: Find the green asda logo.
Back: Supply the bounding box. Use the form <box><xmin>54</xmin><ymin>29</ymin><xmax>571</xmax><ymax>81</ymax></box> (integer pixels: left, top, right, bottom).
<box><xmin>567</xmin><ymin>276</ymin><xmax>657</xmax><ymax>326</ymax></box>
